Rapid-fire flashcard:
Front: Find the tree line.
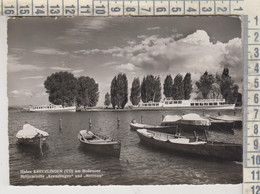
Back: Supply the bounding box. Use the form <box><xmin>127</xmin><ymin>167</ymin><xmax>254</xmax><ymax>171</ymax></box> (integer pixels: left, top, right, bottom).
<box><xmin>44</xmin><ymin>72</ymin><xmax>99</xmax><ymax>109</ymax></box>
<box><xmin>44</xmin><ymin>68</ymin><xmax>240</xmax><ymax>109</ymax></box>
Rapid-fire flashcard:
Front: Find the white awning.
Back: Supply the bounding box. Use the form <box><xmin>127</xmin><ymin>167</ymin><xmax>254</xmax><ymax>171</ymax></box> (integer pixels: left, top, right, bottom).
<box><xmin>16</xmin><ymin>124</ymin><xmax>49</xmax><ymax>139</ymax></box>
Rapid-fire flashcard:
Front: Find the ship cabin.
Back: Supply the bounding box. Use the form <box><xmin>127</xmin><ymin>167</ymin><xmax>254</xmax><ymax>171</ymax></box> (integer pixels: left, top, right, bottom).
<box><xmin>163</xmin><ymin>98</ymin><xmax>226</xmax><ymax>107</ymax></box>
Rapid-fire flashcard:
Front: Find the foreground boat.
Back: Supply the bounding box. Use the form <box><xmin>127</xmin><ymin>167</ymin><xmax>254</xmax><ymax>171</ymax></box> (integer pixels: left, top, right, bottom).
<box><xmin>161</xmin><ymin>113</ymin><xmax>211</xmax><ymax>132</ymax></box>
<box><xmin>137</xmin><ymin>129</ymin><xmax>242</xmax><ymax>161</ymax></box>
<box><xmin>78</xmin><ymin>130</ymin><xmax>121</xmax><ymax>158</ymax></box>
<box><xmin>130</xmin><ymin>122</ymin><xmax>178</xmax><ymax>134</ymax></box>
<box><xmin>16</xmin><ymin>123</ymin><xmax>49</xmax><ymax>146</ymax></box>
<box><xmin>210</xmin><ymin>115</ymin><xmax>242</xmax><ymax>129</ymax></box>
<box><xmin>28</xmin><ymin>104</ymin><xmax>76</xmax><ymax>112</ymax></box>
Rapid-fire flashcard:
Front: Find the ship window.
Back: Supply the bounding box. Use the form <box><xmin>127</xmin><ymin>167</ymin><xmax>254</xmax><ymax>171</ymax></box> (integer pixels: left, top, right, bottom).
<box><xmin>169</xmin><ymin>101</ymin><xmax>173</xmax><ymax>104</ymax></box>
<box><xmin>204</xmin><ymin>103</ymin><xmax>208</xmax><ymax>106</ymax></box>
<box><xmin>144</xmin><ymin>104</ymin><xmax>147</xmax><ymax>106</ymax></box>
<box><xmin>214</xmin><ymin>103</ymin><xmax>217</xmax><ymax>105</ymax></box>
<box><xmin>200</xmin><ymin>103</ymin><xmax>203</xmax><ymax>106</ymax></box>
<box><xmin>209</xmin><ymin>103</ymin><xmax>213</xmax><ymax>105</ymax></box>
<box><xmin>148</xmin><ymin>104</ymin><xmax>151</xmax><ymax>106</ymax></box>
<box><xmin>156</xmin><ymin>103</ymin><xmax>159</xmax><ymax>106</ymax></box>
<box><xmin>178</xmin><ymin>101</ymin><xmax>182</xmax><ymax>104</ymax></box>
<box><xmin>174</xmin><ymin>101</ymin><xmax>177</xmax><ymax>104</ymax></box>
<box><xmin>165</xmin><ymin>101</ymin><xmax>168</xmax><ymax>105</ymax></box>
<box><xmin>195</xmin><ymin>103</ymin><xmax>199</xmax><ymax>106</ymax></box>
<box><xmin>191</xmin><ymin>103</ymin><xmax>194</xmax><ymax>106</ymax></box>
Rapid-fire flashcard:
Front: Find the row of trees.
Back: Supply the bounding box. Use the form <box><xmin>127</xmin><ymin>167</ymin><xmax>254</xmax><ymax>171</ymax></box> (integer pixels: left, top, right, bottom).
<box><xmin>44</xmin><ymin>72</ymin><xmax>99</xmax><ymax>108</ymax></box>
<box><xmin>44</xmin><ymin>68</ymin><xmax>239</xmax><ymax>109</ymax></box>
<box><xmin>195</xmin><ymin>68</ymin><xmax>239</xmax><ymax>104</ymax></box>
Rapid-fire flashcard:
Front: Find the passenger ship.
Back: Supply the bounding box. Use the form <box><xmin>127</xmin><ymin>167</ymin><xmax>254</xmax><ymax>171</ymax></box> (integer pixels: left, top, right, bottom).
<box><xmin>132</xmin><ymin>98</ymin><xmax>235</xmax><ymax>110</ymax></box>
<box><xmin>28</xmin><ymin>104</ymin><xmax>76</xmax><ymax>112</ymax></box>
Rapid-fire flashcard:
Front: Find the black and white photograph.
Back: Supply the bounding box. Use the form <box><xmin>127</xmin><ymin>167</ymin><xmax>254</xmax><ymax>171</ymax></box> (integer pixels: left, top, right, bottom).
<box><xmin>7</xmin><ymin>16</ymin><xmax>243</xmax><ymax>186</ymax></box>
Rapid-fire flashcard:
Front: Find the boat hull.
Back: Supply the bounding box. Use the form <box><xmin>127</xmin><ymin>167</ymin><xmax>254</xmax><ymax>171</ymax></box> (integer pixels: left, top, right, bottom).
<box><xmin>29</xmin><ymin>106</ymin><xmax>76</xmax><ymax>112</ymax></box>
<box><xmin>137</xmin><ymin>131</ymin><xmax>242</xmax><ymax>161</ymax></box>
<box><xmin>17</xmin><ymin>136</ymin><xmax>48</xmax><ymax>146</ymax></box>
<box><xmin>209</xmin><ymin>120</ymin><xmax>234</xmax><ymax>133</ymax></box>
<box><xmin>78</xmin><ymin>132</ymin><xmax>121</xmax><ymax>158</ymax></box>
<box><xmin>130</xmin><ymin>123</ymin><xmax>178</xmax><ymax>133</ymax></box>
<box><xmin>132</xmin><ymin>104</ymin><xmax>235</xmax><ymax>111</ymax></box>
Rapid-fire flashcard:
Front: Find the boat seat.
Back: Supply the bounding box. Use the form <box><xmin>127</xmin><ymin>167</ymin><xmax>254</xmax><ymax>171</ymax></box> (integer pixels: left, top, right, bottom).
<box><xmin>169</xmin><ymin>138</ymin><xmax>190</xmax><ymax>144</ymax></box>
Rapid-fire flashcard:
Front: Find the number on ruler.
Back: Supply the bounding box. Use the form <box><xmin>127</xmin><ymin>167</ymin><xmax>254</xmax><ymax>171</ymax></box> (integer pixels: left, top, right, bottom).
<box><xmin>255</xmin><ymin>48</ymin><xmax>259</xmax><ymax>58</ymax></box>
<box><xmin>172</xmin><ymin>7</ymin><xmax>181</xmax><ymax>12</ymax></box>
<box><xmin>254</xmin><ymin>124</ymin><xmax>258</xmax><ymax>135</ymax></box>
<box><xmin>252</xmin><ymin>170</ymin><xmax>260</xmax><ymax>180</ymax></box>
<box><xmin>50</xmin><ymin>4</ymin><xmax>60</xmax><ymax>14</ymax></box>
<box><xmin>111</xmin><ymin>7</ymin><xmax>120</xmax><ymax>12</ymax></box>
<box><xmin>156</xmin><ymin>7</ymin><xmax>166</xmax><ymax>13</ymax></box>
<box><xmin>251</xmin><ymin>155</ymin><xmax>260</xmax><ymax>165</ymax></box>
<box><xmin>255</xmin><ymin>16</ymin><xmax>259</xmax><ymax>26</ymax></box>
<box><xmin>141</xmin><ymin>7</ymin><xmax>151</xmax><ymax>12</ymax></box>
<box><xmin>65</xmin><ymin>5</ymin><xmax>75</xmax><ymax>14</ymax></box>
<box><xmin>217</xmin><ymin>7</ymin><xmax>227</xmax><ymax>12</ymax></box>
<box><xmin>255</xmin><ymin>78</ymin><xmax>259</xmax><ymax>88</ymax></box>
<box><xmin>255</xmin><ymin>32</ymin><xmax>260</xmax><ymax>43</ymax></box>
<box><xmin>126</xmin><ymin>7</ymin><xmax>135</xmax><ymax>12</ymax></box>
<box><xmin>4</xmin><ymin>5</ymin><xmax>15</xmax><ymax>15</ymax></box>
<box><xmin>20</xmin><ymin>5</ymin><xmax>30</xmax><ymax>15</ymax></box>
<box><xmin>187</xmin><ymin>7</ymin><xmax>196</xmax><ymax>12</ymax></box>
<box><xmin>254</xmin><ymin>109</ymin><xmax>258</xmax><ymax>119</ymax></box>
<box><xmin>255</xmin><ymin>63</ymin><xmax>259</xmax><ymax>73</ymax></box>
<box><xmin>255</xmin><ymin>93</ymin><xmax>259</xmax><ymax>103</ymax></box>
<box><xmin>95</xmin><ymin>5</ymin><xmax>106</xmax><ymax>14</ymax></box>
<box><xmin>251</xmin><ymin>185</ymin><xmax>260</xmax><ymax>194</ymax></box>
<box><xmin>202</xmin><ymin>7</ymin><xmax>212</xmax><ymax>12</ymax></box>
<box><xmin>35</xmin><ymin>5</ymin><xmax>45</xmax><ymax>15</ymax></box>
<box><xmin>80</xmin><ymin>5</ymin><xmax>90</xmax><ymax>14</ymax></box>
<box><xmin>254</xmin><ymin>140</ymin><xmax>259</xmax><ymax>149</ymax></box>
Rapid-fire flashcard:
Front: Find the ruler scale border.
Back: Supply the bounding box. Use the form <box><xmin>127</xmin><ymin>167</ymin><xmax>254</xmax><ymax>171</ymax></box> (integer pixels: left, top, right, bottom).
<box><xmin>1</xmin><ymin>0</ymin><xmax>260</xmax><ymax>193</ymax></box>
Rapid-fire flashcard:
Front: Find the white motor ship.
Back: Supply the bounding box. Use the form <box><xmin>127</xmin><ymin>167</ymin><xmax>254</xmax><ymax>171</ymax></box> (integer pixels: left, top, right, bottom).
<box><xmin>28</xmin><ymin>104</ymin><xmax>76</xmax><ymax>112</ymax></box>
<box><xmin>132</xmin><ymin>98</ymin><xmax>235</xmax><ymax>110</ymax></box>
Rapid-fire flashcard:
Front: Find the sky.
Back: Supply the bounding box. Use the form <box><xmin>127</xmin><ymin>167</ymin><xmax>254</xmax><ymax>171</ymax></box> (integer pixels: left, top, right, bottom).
<box><xmin>7</xmin><ymin>16</ymin><xmax>242</xmax><ymax>106</ymax></box>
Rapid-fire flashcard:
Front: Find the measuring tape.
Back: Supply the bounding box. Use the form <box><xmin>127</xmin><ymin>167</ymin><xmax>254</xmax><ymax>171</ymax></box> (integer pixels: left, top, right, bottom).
<box><xmin>1</xmin><ymin>0</ymin><xmax>260</xmax><ymax>193</ymax></box>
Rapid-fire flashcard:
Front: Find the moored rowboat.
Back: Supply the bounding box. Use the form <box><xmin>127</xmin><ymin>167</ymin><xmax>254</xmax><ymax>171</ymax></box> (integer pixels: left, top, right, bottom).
<box><xmin>78</xmin><ymin>130</ymin><xmax>121</xmax><ymax>158</ymax></box>
<box><xmin>137</xmin><ymin>129</ymin><xmax>242</xmax><ymax>161</ymax></box>
<box><xmin>16</xmin><ymin>123</ymin><xmax>49</xmax><ymax>146</ymax></box>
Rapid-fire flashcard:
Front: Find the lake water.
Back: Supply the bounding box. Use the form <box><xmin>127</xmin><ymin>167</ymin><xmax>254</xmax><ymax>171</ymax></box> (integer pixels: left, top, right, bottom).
<box><xmin>8</xmin><ymin>109</ymin><xmax>243</xmax><ymax>185</ymax></box>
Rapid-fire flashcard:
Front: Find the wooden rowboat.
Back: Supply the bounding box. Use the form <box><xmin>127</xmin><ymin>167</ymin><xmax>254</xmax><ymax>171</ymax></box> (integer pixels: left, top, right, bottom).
<box><xmin>78</xmin><ymin>130</ymin><xmax>121</xmax><ymax>158</ymax></box>
<box><xmin>137</xmin><ymin>129</ymin><xmax>242</xmax><ymax>161</ymax></box>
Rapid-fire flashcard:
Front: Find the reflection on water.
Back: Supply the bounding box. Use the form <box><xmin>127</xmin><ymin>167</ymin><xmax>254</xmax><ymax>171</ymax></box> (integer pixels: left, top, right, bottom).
<box><xmin>8</xmin><ymin>109</ymin><xmax>242</xmax><ymax>185</ymax></box>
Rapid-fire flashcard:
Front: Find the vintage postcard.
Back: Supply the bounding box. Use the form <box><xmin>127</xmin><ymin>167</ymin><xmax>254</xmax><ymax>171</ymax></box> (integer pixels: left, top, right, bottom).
<box><xmin>4</xmin><ymin>15</ymin><xmax>243</xmax><ymax>190</ymax></box>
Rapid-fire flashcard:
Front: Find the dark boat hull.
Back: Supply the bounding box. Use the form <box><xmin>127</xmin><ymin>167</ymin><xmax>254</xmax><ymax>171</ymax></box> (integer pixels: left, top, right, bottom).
<box><xmin>79</xmin><ymin>141</ymin><xmax>121</xmax><ymax>157</ymax></box>
<box><xmin>137</xmin><ymin>131</ymin><xmax>242</xmax><ymax>161</ymax></box>
<box><xmin>17</xmin><ymin>136</ymin><xmax>48</xmax><ymax>146</ymax></box>
<box><xmin>209</xmin><ymin>120</ymin><xmax>234</xmax><ymax>134</ymax></box>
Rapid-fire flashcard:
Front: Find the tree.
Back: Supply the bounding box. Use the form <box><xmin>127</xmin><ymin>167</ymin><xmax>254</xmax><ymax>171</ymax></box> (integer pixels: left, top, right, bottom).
<box><xmin>207</xmin><ymin>83</ymin><xmax>222</xmax><ymax>99</ymax></box>
<box><xmin>110</xmin><ymin>73</ymin><xmax>128</xmax><ymax>109</ymax></box>
<box><xmin>130</xmin><ymin>78</ymin><xmax>141</xmax><ymax>106</ymax></box>
<box><xmin>76</xmin><ymin>76</ymin><xmax>99</xmax><ymax>109</ymax></box>
<box><xmin>110</xmin><ymin>76</ymin><xmax>117</xmax><ymax>109</ymax></box>
<box><xmin>104</xmin><ymin>92</ymin><xmax>111</xmax><ymax>108</ymax></box>
<box><xmin>154</xmin><ymin>76</ymin><xmax>162</xmax><ymax>102</ymax></box>
<box><xmin>172</xmin><ymin>74</ymin><xmax>184</xmax><ymax>100</ymax></box>
<box><xmin>141</xmin><ymin>75</ymin><xmax>162</xmax><ymax>102</ymax></box>
<box><xmin>183</xmin><ymin>73</ymin><xmax>192</xmax><ymax>100</ymax></box>
<box><xmin>116</xmin><ymin>73</ymin><xmax>128</xmax><ymax>109</ymax></box>
<box><xmin>216</xmin><ymin>68</ymin><xmax>239</xmax><ymax>103</ymax></box>
<box><xmin>44</xmin><ymin>71</ymin><xmax>77</xmax><ymax>106</ymax></box>
<box><xmin>195</xmin><ymin>71</ymin><xmax>215</xmax><ymax>99</ymax></box>
<box><xmin>163</xmin><ymin>75</ymin><xmax>173</xmax><ymax>98</ymax></box>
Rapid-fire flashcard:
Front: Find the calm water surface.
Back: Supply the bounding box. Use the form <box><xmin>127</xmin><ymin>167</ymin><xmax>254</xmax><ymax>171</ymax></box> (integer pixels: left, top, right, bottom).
<box><xmin>8</xmin><ymin>109</ymin><xmax>243</xmax><ymax>185</ymax></box>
